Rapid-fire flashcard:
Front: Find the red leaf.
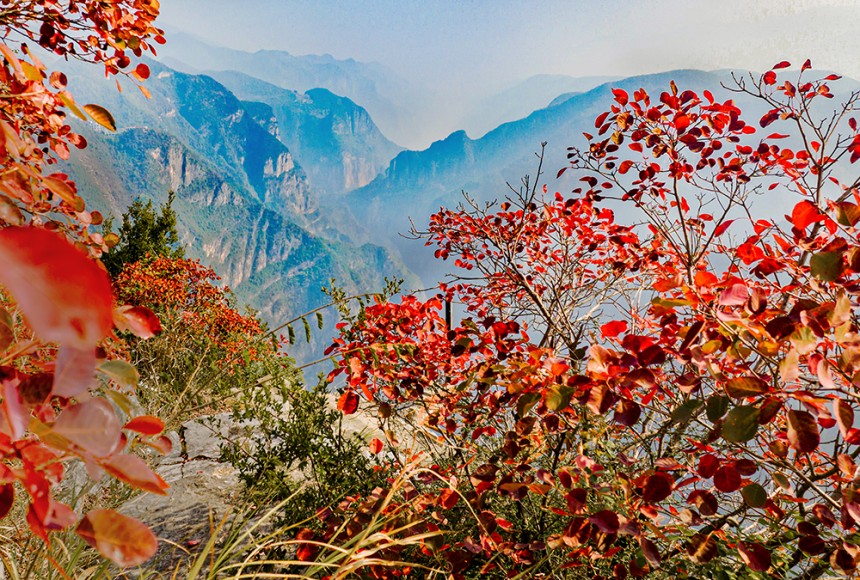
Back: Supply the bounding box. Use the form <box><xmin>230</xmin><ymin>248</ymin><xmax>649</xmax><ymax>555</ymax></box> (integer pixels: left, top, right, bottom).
<box><xmin>53</xmin><ymin>346</ymin><xmax>96</xmax><ymax>398</ymax></box>
<box><xmin>295</xmin><ymin>528</ymin><xmax>318</xmax><ymax>562</ymax></box>
<box><xmin>787</xmin><ymin>409</ymin><xmax>820</xmax><ymax>452</ymax></box>
<box><xmin>0</xmin><ymin>484</ymin><xmax>13</xmax><ymax>520</ymax></box>
<box><xmin>790</xmin><ymin>200</ymin><xmax>825</xmax><ymax>231</ymax></box>
<box><xmin>0</xmin><ymin>376</ymin><xmax>27</xmax><ymax>439</ymax></box>
<box><xmin>713</xmin><ymin>465</ymin><xmax>741</xmax><ymax>492</ymax></box>
<box><xmin>739</xmin><ymin>541</ymin><xmax>772</xmax><ymax>572</ymax></box>
<box><xmin>589</xmin><ymin>510</ymin><xmax>619</xmax><ymax>533</ymax></box>
<box><xmin>713</xmin><ymin>219</ymin><xmax>735</xmax><ymax>237</ymax></box>
<box><xmin>123</xmin><ymin>416</ymin><xmax>165</xmax><ymax>436</ymax></box>
<box><xmin>113</xmin><ymin>305</ymin><xmax>162</xmax><ymax>339</ymax></box>
<box><xmin>718</xmin><ymin>283</ymin><xmax>748</xmax><ymax>306</ymax></box>
<box><xmin>697</xmin><ymin>454</ymin><xmax>720</xmax><ymax>478</ymax></box>
<box><xmin>0</xmin><ymin>227</ymin><xmax>113</xmax><ymax>349</ymax></box>
<box><xmin>438</xmin><ymin>488</ymin><xmax>459</xmax><ymax>509</ymax></box>
<box><xmin>612</xmin><ymin>88</ymin><xmax>629</xmax><ymax>106</ymax></box>
<box><xmin>763</xmin><ymin>71</ymin><xmax>777</xmax><ymax>85</ymax></box>
<box><xmin>133</xmin><ymin>63</ymin><xmax>150</xmax><ymax>80</ymax></box>
<box><xmin>338</xmin><ymin>390</ymin><xmax>359</xmax><ymax>415</ymax></box>
<box><xmin>368</xmin><ymin>438</ymin><xmax>383</xmax><ymax>454</ymax></box>
<box><xmin>760</xmin><ymin>110</ymin><xmax>779</xmax><ymax>128</ymax></box>
<box><xmin>642</xmin><ymin>473</ymin><xmax>673</xmax><ymax>503</ymax></box>
<box><xmin>639</xmin><ymin>537</ymin><xmax>661</xmax><ymax>565</ymax></box>
<box><xmin>772</xmin><ymin>61</ymin><xmax>791</xmax><ymax>70</ymax></box>
<box><xmin>600</xmin><ymin>320</ymin><xmax>627</xmax><ymax>339</ymax></box>
<box><xmin>834</xmin><ymin>398</ymin><xmax>854</xmax><ymax>439</ymax></box>
<box><xmin>76</xmin><ymin>510</ymin><xmax>158</xmax><ymax>567</ymax></box>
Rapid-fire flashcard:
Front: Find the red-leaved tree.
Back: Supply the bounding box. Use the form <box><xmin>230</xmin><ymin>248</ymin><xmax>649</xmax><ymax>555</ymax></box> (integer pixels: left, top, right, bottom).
<box><xmin>323</xmin><ymin>62</ymin><xmax>860</xmax><ymax>579</ymax></box>
<box><xmin>0</xmin><ymin>1</ymin><xmax>169</xmax><ymax>567</ymax></box>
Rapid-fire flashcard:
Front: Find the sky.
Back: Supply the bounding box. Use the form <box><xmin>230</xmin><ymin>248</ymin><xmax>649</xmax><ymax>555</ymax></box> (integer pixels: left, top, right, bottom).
<box><xmin>160</xmin><ymin>0</ymin><xmax>860</xmax><ymax>88</ymax></box>
<box><xmin>158</xmin><ymin>1</ymin><xmax>860</xmax><ymax>148</ymax></box>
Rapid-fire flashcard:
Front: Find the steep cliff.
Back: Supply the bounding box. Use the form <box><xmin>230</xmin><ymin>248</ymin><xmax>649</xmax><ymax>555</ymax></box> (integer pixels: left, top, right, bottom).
<box><xmin>212</xmin><ymin>71</ymin><xmax>401</xmax><ymax>195</ymax></box>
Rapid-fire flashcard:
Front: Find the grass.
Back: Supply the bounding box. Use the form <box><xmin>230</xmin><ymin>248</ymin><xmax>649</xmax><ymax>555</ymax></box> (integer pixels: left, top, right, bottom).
<box><xmin>0</xmin><ymin>460</ymin><xmax>444</xmax><ymax>580</ymax></box>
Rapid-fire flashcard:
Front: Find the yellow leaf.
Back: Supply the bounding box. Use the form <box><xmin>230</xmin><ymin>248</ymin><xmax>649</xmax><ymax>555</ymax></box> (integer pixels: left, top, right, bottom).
<box><xmin>84</xmin><ymin>104</ymin><xmax>117</xmax><ymax>132</ymax></box>
<box><xmin>58</xmin><ymin>92</ymin><xmax>87</xmax><ymax>121</ymax></box>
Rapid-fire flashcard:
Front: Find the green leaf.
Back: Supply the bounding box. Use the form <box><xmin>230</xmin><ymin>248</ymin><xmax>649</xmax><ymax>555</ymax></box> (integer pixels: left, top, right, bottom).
<box><xmin>741</xmin><ymin>483</ymin><xmax>768</xmax><ymax>508</ymax></box>
<box><xmin>670</xmin><ymin>399</ymin><xmax>703</xmax><ymax>424</ymax></box>
<box><xmin>287</xmin><ymin>324</ymin><xmax>296</xmax><ymax>345</ymax></box>
<box><xmin>83</xmin><ymin>103</ymin><xmax>117</xmax><ymax>132</ymax></box>
<box><xmin>722</xmin><ymin>405</ymin><xmax>760</xmax><ymax>443</ymax></box>
<box><xmin>99</xmin><ymin>360</ymin><xmax>140</xmax><ymax>388</ymax></box>
<box><xmin>706</xmin><ymin>395</ymin><xmax>730</xmax><ymax>422</ymax></box>
<box><xmin>517</xmin><ymin>392</ymin><xmax>541</xmax><ymax>417</ymax></box>
<box><xmin>836</xmin><ymin>202</ymin><xmax>860</xmax><ymax>227</ymax></box>
<box><xmin>545</xmin><ymin>384</ymin><xmax>575</xmax><ymax>412</ymax></box>
<box><xmin>316</xmin><ymin>311</ymin><xmax>324</xmax><ymax>330</ymax></box>
<box><xmin>302</xmin><ymin>317</ymin><xmax>311</xmax><ymax>343</ymax></box>
<box><xmin>103</xmin><ymin>389</ymin><xmax>135</xmax><ymax>415</ymax></box>
<box><xmin>810</xmin><ymin>251</ymin><xmax>842</xmax><ymax>282</ymax></box>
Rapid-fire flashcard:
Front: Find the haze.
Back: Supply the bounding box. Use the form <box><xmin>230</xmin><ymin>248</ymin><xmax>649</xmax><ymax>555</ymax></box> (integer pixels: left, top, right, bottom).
<box><xmin>160</xmin><ymin>0</ymin><xmax>860</xmax><ymax>148</ymax></box>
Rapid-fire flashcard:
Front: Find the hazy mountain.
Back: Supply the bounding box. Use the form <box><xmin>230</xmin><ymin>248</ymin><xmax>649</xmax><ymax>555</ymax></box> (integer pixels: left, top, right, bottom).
<box><xmin>154</xmin><ymin>31</ymin><xmax>430</xmax><ymax>148</ymax></box>
<box><xmin>460</xmin><ymin>74</ymin><xmax>619</xmax><ymax>138</ymax></box>
<box><xmin>209</xmin><ymin>70</ymin><xmax>401</xmax><ymax>195</ymax></box>
<box><xmin>347</xmin><ymin>69</ymin><xmax>788</xmax><ymax>283</ymax></box>
<box><xmin>61</xmin><ymin>59</ymin><xmax>413</xmax><ymax>360</ymax></box>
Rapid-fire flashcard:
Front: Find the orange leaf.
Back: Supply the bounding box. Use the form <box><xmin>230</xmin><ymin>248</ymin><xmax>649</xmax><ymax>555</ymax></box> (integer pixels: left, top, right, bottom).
<box><xmin>337</xmin><ymin>391</ymin><xmax>359</xmax><ymax>415</ymax></box>
<box><xmin>123</xmin><ymin>415</ymin><xmax>164</xmax><ymax>436</ymax></box>
<box><xmin>83</xmin><ymin>104</ymin><xmax>117</xmax><ymax>132</ymax></box>
<box><xmin>113</xmin><ymin>305</ymin><xmax>162</xmax><ymax>339</ymax></box>
<box><xmin>438</xmin><ymin>488</ymin><xmax>459</xmax><ymax>509</ymax></box>
<box><xmin>76</xmin><ymin>510</ymin><xmax>158</xmax><ymax>567</ymax></box>
<box><xmin>52</xmin><ymin>399</ymin><xmax>122</xmax><ymax>457</ymax></box>
<box><xmin>368</xmin><ymin>438</ymin><xmax>383</xmax><ymax>454</ymax></box>
<box><xmin>102</xmin><ymin>454</ymin><xmax>168</xmax><ymax>495</ymax></box>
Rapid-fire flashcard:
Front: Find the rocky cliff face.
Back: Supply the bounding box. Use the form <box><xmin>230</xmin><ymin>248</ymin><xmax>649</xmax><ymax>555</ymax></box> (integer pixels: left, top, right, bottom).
<box><xmin>212</xmin><ymin>72</ymin><xmax>401</xmax><ymax>196</ymax></box>
<box><xmin>61</xmin><ymin>61</ymin><xmax>413</xmax><ymax>361</ymax></box>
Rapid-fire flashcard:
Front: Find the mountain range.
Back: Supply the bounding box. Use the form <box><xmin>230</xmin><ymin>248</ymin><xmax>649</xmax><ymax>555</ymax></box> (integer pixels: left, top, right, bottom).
<box><xmin>55</xmin><ymin>33</ymin><xmax>859</xmax><ymax>361</ymax></box>
<box><xmin>61</xmin><ymin>57</ymin><xmax>412</xmax><ymax>360</ymax></box>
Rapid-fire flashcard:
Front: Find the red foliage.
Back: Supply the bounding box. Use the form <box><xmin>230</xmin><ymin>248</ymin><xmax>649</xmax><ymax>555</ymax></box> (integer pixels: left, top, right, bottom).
<box><xmin>324</xmin><ymin>63</ymin><xmax>860</xmax><ymax>577</ymax></box>
<box><xmin>113</xmin><ymin>256</ymin><xmax>273</xmax><ymax>364</ymax></box>
<box><xmin>0</xmin><ymin>1</ymin><xmax>166</xmax><ymax>567</ymax></box>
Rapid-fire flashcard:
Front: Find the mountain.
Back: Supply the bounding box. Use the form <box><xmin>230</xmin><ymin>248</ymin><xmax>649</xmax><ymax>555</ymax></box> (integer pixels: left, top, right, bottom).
<box><xmin>209</xmin><ymin>70</ymin><xmax>401</xmax><ymax>195</ymax></box>
<box><xmin>346</xmin><ymin>69</ymin><xmax>803</xmax><ymax>283</ymax></box>
<box><xmin>459</xmin><ymin>74</ymin><xmax>619</xmax><ymax>138</ymax></box>
<box><xmin>155</xmin><ymin>31</ymin><xmax>431</xmax><ymax>148</ymax></box>
<box><xmin>61</xmin><ymin>59</ymin><xmax>413</xmax><ymax>360</ymax></box>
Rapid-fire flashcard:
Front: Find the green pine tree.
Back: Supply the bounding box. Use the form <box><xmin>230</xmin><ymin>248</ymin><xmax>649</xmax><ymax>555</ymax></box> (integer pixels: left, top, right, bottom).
<box><xmin>102</xmin><ymin>190</ymin><xmax>185</xmax><ymax>276</ymax></box>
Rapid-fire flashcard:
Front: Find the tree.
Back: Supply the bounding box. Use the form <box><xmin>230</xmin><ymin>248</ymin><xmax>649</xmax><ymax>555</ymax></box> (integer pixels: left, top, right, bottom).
<box><xmin>0</xmin><ymin>0</ymin><xmax>168</xmax><ymax>568</ymax></box>
<box><xmin>102</xmin><ymin>190</ymin><xmax>185</xmax><ymax>276</ymax></box>
<box><xmin>322</xmin><ymin>62</ymin><xmax>860</xmax><ymax>578</ymax></box>
<box><xmin>112</xmin><ymin>255</ymin><xmax>280</xmax><ymax>420</ymax></box>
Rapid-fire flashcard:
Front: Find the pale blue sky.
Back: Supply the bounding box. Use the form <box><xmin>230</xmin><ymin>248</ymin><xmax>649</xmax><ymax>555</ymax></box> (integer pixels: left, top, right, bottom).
<box><xmin>160</xmin><ymin>0</ymin><xmax>860</xmax><ymax>90</ymax></box>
